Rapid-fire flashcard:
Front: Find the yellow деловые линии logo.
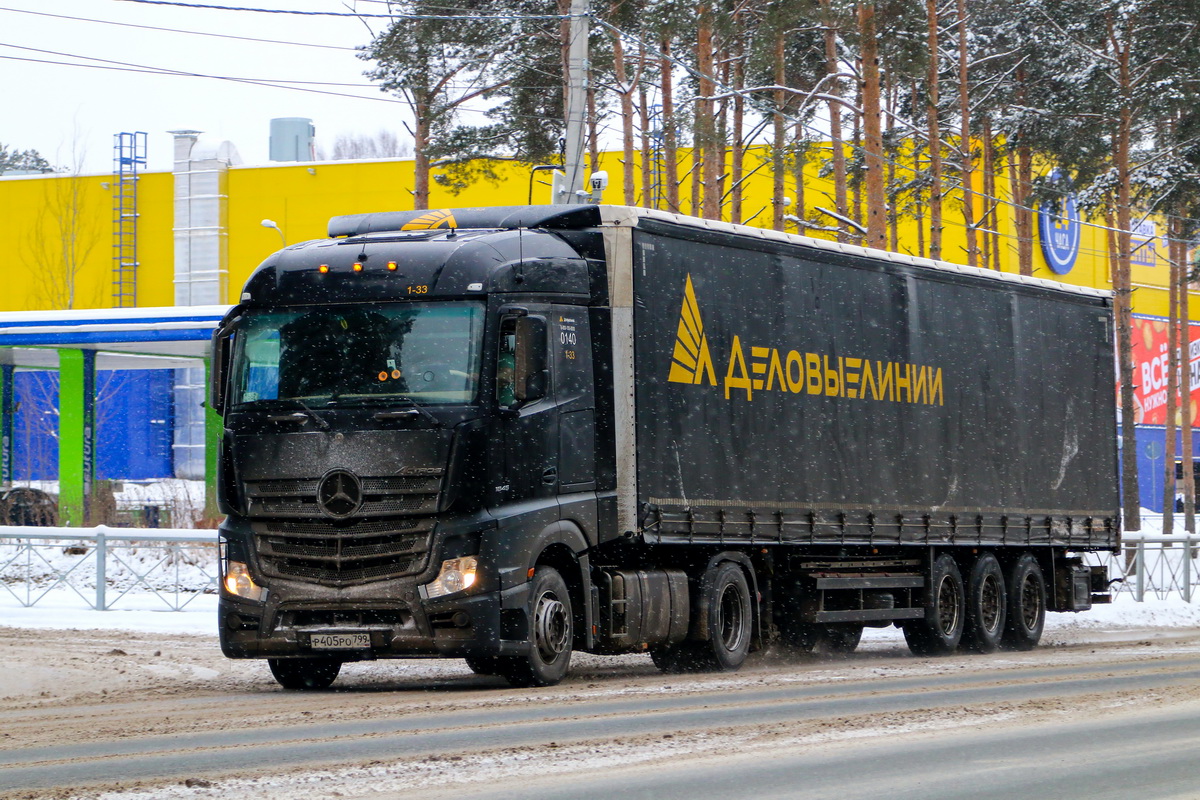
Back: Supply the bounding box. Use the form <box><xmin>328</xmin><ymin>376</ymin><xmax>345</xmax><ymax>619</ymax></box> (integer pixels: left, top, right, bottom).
<box><xmin>666</xmin><ymin>273</ymin><xmax>944</xmax><ymax>406</ymax></box>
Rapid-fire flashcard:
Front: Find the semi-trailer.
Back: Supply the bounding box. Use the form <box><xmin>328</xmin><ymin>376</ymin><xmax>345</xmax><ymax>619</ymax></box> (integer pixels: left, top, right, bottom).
<box><xmin>212</xmin><ymin>205</ymin><xmax>1118</xmax><ymax>689</ymax></box>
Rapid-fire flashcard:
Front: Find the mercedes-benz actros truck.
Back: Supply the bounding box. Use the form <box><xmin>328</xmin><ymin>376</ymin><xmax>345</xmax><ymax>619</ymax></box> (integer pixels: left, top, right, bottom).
<box><xmin>212</xmin><ymin>205</ymin><xmax>1118</xmax><ymax>689</ymax></box>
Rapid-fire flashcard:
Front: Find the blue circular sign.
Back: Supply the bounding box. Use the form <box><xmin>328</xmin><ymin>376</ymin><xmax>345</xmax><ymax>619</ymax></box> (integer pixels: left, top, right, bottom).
<box><xmin>1037</xmin><ymin>173</ymin><xmax>1081</xmax><ymax>275</ymax></box>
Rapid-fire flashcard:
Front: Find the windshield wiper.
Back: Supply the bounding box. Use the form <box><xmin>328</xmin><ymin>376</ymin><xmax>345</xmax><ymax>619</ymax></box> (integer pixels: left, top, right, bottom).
<box><xmin>373</xmin><ymin>395</ymin><xmax>442</xmax><ymax>427</ymax></box>
<box><xmin>265</xmin><ymin>399</ymin><xmax>330</xmax><ymax>430</ymax></box>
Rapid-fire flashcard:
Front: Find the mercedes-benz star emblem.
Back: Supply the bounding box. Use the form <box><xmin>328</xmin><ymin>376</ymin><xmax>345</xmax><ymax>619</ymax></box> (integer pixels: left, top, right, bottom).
<box><xmin>317</xmin><ymin>470</ymin><xmax>363</xmax><ymax>519</ymax></box>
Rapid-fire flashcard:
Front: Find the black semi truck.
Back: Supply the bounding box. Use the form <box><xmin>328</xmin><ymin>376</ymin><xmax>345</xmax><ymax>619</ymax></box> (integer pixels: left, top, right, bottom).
<box><xmin>212</xmin><ymin>205</ymin><xmax>1118</xmax><ymax>689</ymax></box>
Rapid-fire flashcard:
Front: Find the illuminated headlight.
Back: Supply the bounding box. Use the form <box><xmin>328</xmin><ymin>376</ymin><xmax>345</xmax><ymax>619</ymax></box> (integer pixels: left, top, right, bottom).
<box><xmin>424</xmin><ymin>556</ymin><xmax>479</xmax><ymax>599</ymax></box>
<box><xmin>223</xmin><ymin>560</ymin><xmax>268</xmax><ymax>602</ymax></box>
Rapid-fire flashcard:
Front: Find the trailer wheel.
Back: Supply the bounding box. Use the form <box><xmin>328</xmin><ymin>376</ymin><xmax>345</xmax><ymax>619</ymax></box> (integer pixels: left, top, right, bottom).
<box><xmin>267</xmin><ymin>657</ymin><xmax>341</xmax><ymax>691</ymax></box>
<box><xmin>961</xmin><ymin>553</ymin><xmax>1007</xmax><ymax>653</ymax></box>
<box><xmin>1001</xmin><ymin>553</ymin><xmax>1046</xmax><ymax>651</ymax></box>
<box><xmin>650</xmin><ymin>561</ymin><xmax>752</xmax><ymax>673</ymax></box>
<box><xmin>498</xmin><ymin>567</ymin><xmax>573</xmax><ymax>687</ymax></box>
<box><xmin>903</xmin><ymin>554</ymin><xmax>965</xmax><ymax>656</ymax></box>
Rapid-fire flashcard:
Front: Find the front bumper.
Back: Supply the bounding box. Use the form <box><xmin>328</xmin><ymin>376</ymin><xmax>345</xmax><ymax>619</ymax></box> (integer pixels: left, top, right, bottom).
<box><xmin>219</xmin><ymin>578</ymin><xmax>532</xmax><ymax>660</ymax></box>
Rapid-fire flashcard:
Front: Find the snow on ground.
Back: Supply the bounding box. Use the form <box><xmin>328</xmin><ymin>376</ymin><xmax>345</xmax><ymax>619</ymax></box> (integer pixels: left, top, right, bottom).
<box><xmin>0</xmin><ymin>586</ymin><xmax>1197</xmax><ymax>639</ymax></box>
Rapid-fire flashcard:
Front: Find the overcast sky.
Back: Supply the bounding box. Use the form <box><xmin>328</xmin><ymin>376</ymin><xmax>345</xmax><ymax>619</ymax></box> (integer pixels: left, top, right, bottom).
<box><xmin>0</xmin><ymin>0</ymin><xmax>420</xmax><ymax>174</ymax></box>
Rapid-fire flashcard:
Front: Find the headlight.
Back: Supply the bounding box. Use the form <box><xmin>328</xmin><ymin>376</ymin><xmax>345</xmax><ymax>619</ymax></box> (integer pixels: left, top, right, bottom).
<box><xmin>223</xmin><ymin>560</ymin><xmax>268</xmax><ymax>602</ymax></box>
<box><xmin>424</xmin><ymin>556</ymin><xmax>479</xmax><ymax>599</ymax></box>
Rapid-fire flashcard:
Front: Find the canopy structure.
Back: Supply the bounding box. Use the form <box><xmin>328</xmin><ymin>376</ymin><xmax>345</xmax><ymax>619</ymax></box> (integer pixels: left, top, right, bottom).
<box><xmin>0</xmin><ymin>305</ymin><xmax>230</xmax><ymax>524</ymax></box>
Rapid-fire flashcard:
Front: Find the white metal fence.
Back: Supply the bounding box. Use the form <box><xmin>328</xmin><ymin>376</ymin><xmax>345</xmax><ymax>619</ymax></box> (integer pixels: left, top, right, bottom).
<box><xmin>0</xmin><ymin>525</ymin><xmax>219</xmax><ymax>611</ymax></box>
<box><xmin>0</xmin><ymin>524</ymin><xmax>1197</xmax><ymax>612</ymax></box>
<box><xmin>1081</xmin><ymin>534</ymin><xmax>1199</xmax><ymax>603</ymax></box>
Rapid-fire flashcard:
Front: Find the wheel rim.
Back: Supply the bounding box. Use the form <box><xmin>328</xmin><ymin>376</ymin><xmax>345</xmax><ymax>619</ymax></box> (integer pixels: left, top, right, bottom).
<box><xmin>980</xmin><ymin>573</ymin><xmax>1002</xmax><ymax>635</ymax></box>
<box><xmin>935</xmin><ymin>574</ymin><xmax>961</xmax><ymax>635</ymax></box>
<box><xmin>718</xmin><ymin>583</ymin><xmax>747</xmax><ymax>652</ymax></box>
<box><xmin>533</xmin><ymin>591</ymin><xmax>570</xmax><ymax>662</ymax></box>
<box><xmin>1020</xmin><ymin>573</ymin><xmax>1042</xmax><ymax>631</ymax></box>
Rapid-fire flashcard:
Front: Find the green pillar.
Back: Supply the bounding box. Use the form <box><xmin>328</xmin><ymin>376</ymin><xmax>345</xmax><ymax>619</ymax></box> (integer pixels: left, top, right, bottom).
<box><xmin>58</xmin><ymin>349</ymin><xmax>96</xmax><ymax>526</ymax></box>
<box><xmin>2</xmin><ymin>364</ymin><xmax>13</xmax><ymax>487</ymax></box>
<box><xmin>204</xmin><ymin>357</ymin><xmax>222</xmax><ymax>520</ymax></box>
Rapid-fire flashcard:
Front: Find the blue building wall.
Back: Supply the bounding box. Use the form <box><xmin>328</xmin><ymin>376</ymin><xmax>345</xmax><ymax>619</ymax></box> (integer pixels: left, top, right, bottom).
<box><xmin>1130</xmin><ymin>426</ymin><xmax>1200</xmax><ymax>513</ymax></box>
<box><xmin>12</xmin><ymin>370</ymin><xmax>175</xmax><ymax>481</ymax></box>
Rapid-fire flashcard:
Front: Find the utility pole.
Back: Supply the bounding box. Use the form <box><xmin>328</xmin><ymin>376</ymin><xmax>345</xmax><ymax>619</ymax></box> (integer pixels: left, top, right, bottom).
<box><xmin>560</xmin><ymin>0</ymin><xmax>590</xmax><ymax>204</ymax></box>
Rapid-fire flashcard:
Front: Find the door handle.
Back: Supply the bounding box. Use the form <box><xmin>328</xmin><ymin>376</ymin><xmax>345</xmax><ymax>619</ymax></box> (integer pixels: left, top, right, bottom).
<box><xmin>542</xmin><ymin>467</ymin><xmax>558</xmax><ymax>485</ymax></box>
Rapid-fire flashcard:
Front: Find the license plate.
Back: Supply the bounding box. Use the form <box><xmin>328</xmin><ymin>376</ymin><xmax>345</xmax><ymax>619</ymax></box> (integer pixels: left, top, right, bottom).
<box><xmin>309</xmin><ymin>632</ymin><xmax>371</xmax><ymax>650</ymax></box>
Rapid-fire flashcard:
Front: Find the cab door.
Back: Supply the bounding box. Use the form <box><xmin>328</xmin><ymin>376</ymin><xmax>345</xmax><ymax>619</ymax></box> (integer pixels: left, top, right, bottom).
<box><xmin>496</xmin><ymin>307</ymin><xmax>559</xmax><ymax>509</ymax></box>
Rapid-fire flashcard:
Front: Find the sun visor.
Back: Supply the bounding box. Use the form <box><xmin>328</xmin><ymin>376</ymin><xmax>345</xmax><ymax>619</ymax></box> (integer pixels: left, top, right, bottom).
<box><xmin>328</xmin><ymin>205</ymin><xmax>603</xmax><ymax>238</ymax></box>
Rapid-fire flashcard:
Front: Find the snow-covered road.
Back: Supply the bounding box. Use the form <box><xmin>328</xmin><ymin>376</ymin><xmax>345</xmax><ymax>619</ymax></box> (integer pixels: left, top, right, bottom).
<box><xmin>1</xmin><ymin>593</ymin><xmax>1199</xmax><ymax>799</ymax></box>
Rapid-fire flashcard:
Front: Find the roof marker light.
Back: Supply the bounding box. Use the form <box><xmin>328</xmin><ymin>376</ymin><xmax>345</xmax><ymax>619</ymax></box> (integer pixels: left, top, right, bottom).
<box><xmin>387</xmin><ymin>261</ymin><xmax>398</xmax><ymax>271</ymax></box>
<box><xmin>353</xmin><ymin>262</ymin><xmax>363</xmax><ymax>272</ymax></box>
<box><xmin>318</xmin><ymin>264</ymin><xmax>329</xmax><ymax>273</ymax></box>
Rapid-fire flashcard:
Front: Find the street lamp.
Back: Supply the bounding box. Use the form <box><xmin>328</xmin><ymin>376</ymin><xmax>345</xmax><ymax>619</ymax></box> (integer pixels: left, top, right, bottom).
<box><xmin>261</xmin><ymin>218</ymin><xmax>286</xmax><ymax>246</ymax></box>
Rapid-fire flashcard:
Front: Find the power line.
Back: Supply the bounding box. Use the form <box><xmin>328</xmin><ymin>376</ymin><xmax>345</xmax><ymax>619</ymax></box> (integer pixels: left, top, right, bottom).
<box><xmin>114</xmin><ymin>0</ymin><xmax>566</xmax><ymax>21</ymax></box>
<box><xmin>0</xmin><ymin>5</ymin><xmax>359</xmax><ymax>51</ymax></box>
<box><xmin>0</xmin><ymin>53</ymin><xmax>401</xmax><ymax>105</ymax></box>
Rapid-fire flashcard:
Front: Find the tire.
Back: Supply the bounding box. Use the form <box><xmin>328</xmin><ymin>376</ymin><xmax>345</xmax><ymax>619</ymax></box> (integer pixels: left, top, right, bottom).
<box><xmin>903</xmin><ymin>553</ymin><xmax>965</xmax><ymax>656</ymax></box>
<box><xmin>498</xmin><ymin>567</ymin><xmax>573</xmax><ymax>687</ymax></box>
<box><xmin>463</xmin><ymin>655</ymin><xmax>501</xmax><ymax>675</ymax></box>
<box><xmin>267</xmin><ymin>657</ymin><xmax>341</xmax><ymax>690</ymax></box>
<box><xmin>1001</xmin><ymin>553</ymin><xmax>1046</xmax><ymax>651</ymax></box>
<box><xmin>649</xmin><ymin>641</ymin><xmax>710</xmax><ymax>673</ymax></box>
<box><xmin>820</xmin><ymin>624</ymin><xmax>863</xmax><ymax>655</ymax></box>
<box><xmin>650</xmin><ymin>562</ymin><xmax>753</xmax><ymax>674</ymax></box>
<box><xmin>961</xmin><ymin>552</ymin><xmax>1007</xmax><ymax>654</ymax></box>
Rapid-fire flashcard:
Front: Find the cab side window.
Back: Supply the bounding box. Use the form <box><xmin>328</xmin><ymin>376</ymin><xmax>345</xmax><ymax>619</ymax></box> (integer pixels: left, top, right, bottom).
<box><xmin>497</xmin><ymin>319</ymin><xmax>518</xmax><ymax>409</ymax></box>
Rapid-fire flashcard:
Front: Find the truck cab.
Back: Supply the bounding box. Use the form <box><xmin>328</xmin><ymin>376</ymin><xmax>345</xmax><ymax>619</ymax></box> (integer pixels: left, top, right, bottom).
<box><xmin>213</xmin><ymin>207</ymin><xmax>607</xmax><ymax>688</ymax></box>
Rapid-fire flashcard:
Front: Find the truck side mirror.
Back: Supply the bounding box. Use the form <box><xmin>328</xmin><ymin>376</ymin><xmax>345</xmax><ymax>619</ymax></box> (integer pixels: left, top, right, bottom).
<box><xmin>210</xmin><ymin>314</ymin><xmax>241</xmax><ymax>417</ymax></box>
<box><xmin>514</xmin><ymin>315</ymin><xmax>548</xmax><ymax>403</ymax></box>
<box><xmin>210</xmin><ymin>330</ymin><xmax>231</xmax><ymax>417</ymax></box>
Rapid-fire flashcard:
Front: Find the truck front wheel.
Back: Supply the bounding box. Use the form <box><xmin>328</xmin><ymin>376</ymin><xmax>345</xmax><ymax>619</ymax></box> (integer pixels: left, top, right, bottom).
<box><xmin>267</xmin><ymin>657</ymin><xmax>341</xmax><ymax>691</ymax></box>
<box><xmin>498</xmin><ymin>567</ymin><xmax>574</xmax><ymax>687</ymax></box>
<box><xmin>903</xmin><ymin>553</ymin><xmax>965</xmax><ymax>656</ymax></box>
<box><xmin>1001</xmin><ymin>553</ymin><xmax>1045</xmax><ymax>651</ymax></box>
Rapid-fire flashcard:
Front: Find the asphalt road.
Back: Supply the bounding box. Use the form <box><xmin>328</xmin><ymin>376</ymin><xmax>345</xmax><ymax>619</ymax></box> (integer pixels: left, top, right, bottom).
<box><xmin>2</xmin><ymin>628</ymin><xmax>1199</xmax><ymax>799</ymax></box>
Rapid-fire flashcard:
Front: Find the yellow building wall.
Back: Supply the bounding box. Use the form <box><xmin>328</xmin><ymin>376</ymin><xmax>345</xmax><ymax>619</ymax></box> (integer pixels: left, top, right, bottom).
<box><xmin>0</xmin><ymin>171</ymin><xmax>174</xmax><ymax>312</ymax></box>
<box><xmin>0</xmin><ymin>148</ymin><xmax>1186</xmax><ymax>317</ymax></box>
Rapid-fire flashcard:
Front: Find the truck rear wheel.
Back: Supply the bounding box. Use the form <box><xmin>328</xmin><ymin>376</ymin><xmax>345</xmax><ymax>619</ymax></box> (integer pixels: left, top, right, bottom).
<box><xmin>903</xmin><ymin>553</ymin><xmax>965</xmax><ymax>656</ymax></box>
<box><xmin>267</xmin><ymin>657</ymin><xmax>341</xmax><ymax>690</ymax></box>
<box><xmin>1001</xmin><ymin>553</ymin><xmax>1045</xmax><ymax>651</ymax></box>
<box><xmin>961</xmin><ymin>552</ymin><xmax>1006</xmax><ymax>653</ymax></box>
<box><xmin>650</xmin><ymin>561</ymin><xmax>752</xmax><ymax>673</ymax></box>
<box><xmin>498</xmin><ymin>567</ymin><xmax>573</xmax><ymax>687</ymax></box>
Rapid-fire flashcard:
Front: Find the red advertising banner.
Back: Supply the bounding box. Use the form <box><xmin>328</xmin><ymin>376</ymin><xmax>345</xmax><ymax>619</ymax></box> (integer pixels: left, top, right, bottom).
<box><xmin>1130</xmin><ymin>316</ymin><xmax>1200</xmax><ymax>426</ymax></box>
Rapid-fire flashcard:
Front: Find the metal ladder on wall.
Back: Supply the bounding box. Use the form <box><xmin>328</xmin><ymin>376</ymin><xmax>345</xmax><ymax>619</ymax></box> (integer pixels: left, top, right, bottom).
<box><xmin>112</xmin><ymin>132</ymin><xmax>147</xmax><ymax>308</ymax></box>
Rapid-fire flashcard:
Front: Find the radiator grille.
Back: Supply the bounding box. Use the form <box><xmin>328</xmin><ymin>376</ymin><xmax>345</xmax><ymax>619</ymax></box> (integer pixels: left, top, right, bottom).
<box><xmin>253</xmin><ymin>517</ymin><xmax>435</xmax><ymax>586</ymax></box>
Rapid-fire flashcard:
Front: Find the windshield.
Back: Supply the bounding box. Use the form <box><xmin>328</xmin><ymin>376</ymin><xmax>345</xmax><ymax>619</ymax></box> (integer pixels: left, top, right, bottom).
<box><xmin>230</xmin><ymin>302</ymin><xmax>484</xmax><ymax>407</ymax></box>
